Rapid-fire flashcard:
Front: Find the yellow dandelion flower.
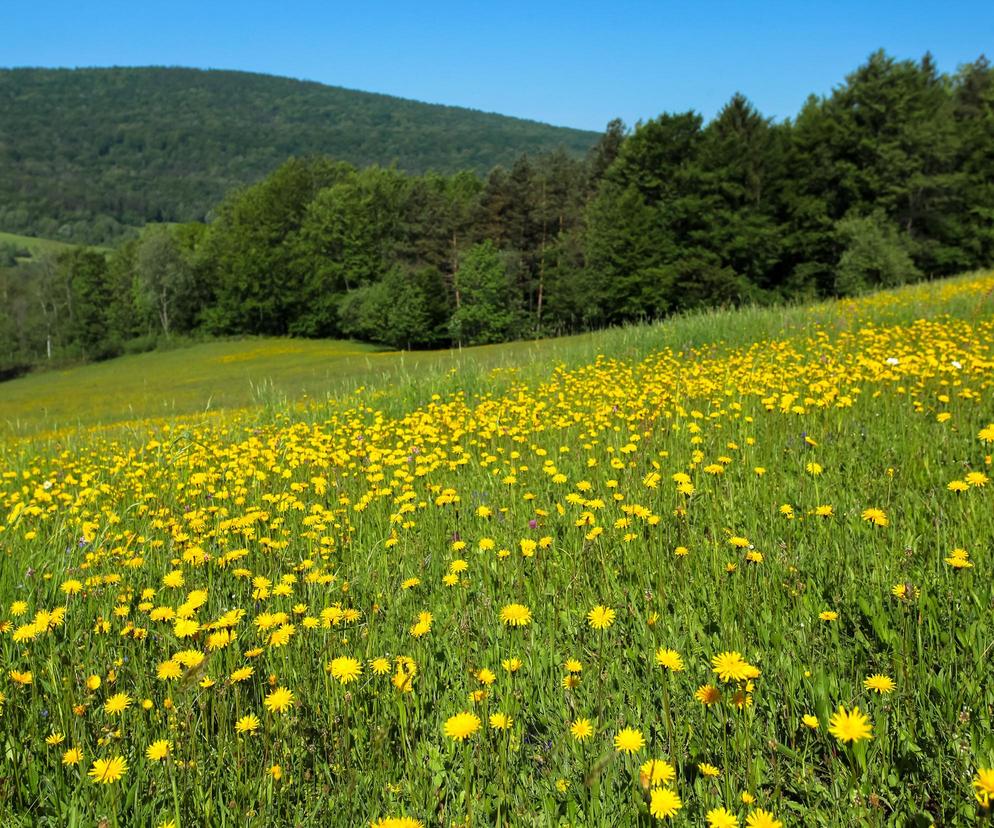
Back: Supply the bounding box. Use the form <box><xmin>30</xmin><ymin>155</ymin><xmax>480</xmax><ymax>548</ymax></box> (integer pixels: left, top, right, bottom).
<box><xmin>88</xmin><ymin>756</ymin><xmax>127</xmax><ymax>784</ymax></box>
<box><xmin>974</xmin><ymin>768</ymin><xmax>994</xmax><ymax>808</ymax></box>
<box><xmin>649</xmin><ymin>787</ymin><xmax>682</xmax><ymax>819</ymax></box>
<box><xmin>711</xmin><ymin>651</ymin><xmax>752</xmax><ymax>683</ymax></box>
<box><xmin>499</xmin><ymin>603</ymin><xmax>532</xmax><ymax>627</ymax></box>
<box><xmin>489</xmin><ymin>712</ymin><xmax>512</xmax><ymax>730</ymax></box>
<box><xmin>235</xmin><ymin>714</ymin><xmax>260</xmax><ymax>735</ymax></box>
<box><xmin>264</xmin><ymin>686</ymin><xmax>294</xmax><ymax>714</ymax></box>
<box><xmin>443</xmin><ymin>712</ymin><xmax>481</xmax><ymax>741</ymax></box>
<box><xmin>62</xmin><ymin>747</ymin><xmax>83</xmax><ymax>766</ymax></box>
<box><xmin>613</xmin><ymin>727</ymin><xmax>644</xmax><ymax>753</ymax></box>
<box><xmin>706</xmin><ymin>806</ymin><xmax>739</xmax><ymax>828</ymax></box>
<box><xmin>746</xmin><ymin>809</ymin><xmax>783</xmax><ymax>828</ymax></box>
<box><xmin>587</xmin><ymin>605</ymin><xmax>615</xmax><ymax>630</ymax></box>
<box><xmin>327</xmin><ymin>656</ymin><xmax>363</xmax><ymax>685</ymax></box>
<box><xmin>146</xmin><ymin>739</ymin><xmax>171</xmax><ymax>761</ymax></box>
<box><xmin>828</xmin><ymin>705</ymin><xmax>873</xmax><ymax>743</ymax></box>
<box><xmin>640</xmin><ymin>758</ymin><xmax>675</xmax><ymax>787</ymax></box>
<box><xmin>156</xmin><ymin>660</ymin><xmax>183</xmax><ymax>681</ymax></box>
<box><xmin>103</xmin><ymin>693</ymin><xmax>131</xmax><ymax>715</ymax></box>
<box><xmin>654</xmin><ymin>648</ymin><xmax>684</xmax><ymax>672</ymax></box>
<box><xmin>570</xmin><ymin>718</ymin><xmax>594</xmax><ymax>741</ymax></box>
<box><xmin>863</xmin><ymin>674</ymin><xmax>896</xmax><ymax>694</ymax></box>
<box><xmin>861</xmin><ymin>507</ymin><xmax>888</xmax><ymax>526</ymax></box>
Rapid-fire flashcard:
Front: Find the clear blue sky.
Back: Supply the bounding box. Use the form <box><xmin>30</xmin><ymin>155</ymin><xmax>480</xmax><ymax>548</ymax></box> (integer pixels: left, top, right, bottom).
<box><xmin>6</xmin><ymin>0</ymin><xmax>993</xmax><ymax>131</ymax></box>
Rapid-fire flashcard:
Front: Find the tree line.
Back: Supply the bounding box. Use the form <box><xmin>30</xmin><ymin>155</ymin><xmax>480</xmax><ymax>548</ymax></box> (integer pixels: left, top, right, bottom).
<box><xmin>2</xmin><ymin>51</ymin><xmax>992</xmax><ymax>376</ymax></box>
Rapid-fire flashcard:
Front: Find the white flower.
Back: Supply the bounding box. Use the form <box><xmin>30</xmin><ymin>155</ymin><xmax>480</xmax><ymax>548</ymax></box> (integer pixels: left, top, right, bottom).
<box><xmin>951</xmin><ymin>360</ymin><xmax>962</xmax><ymax>369</ymax></box>
<box><xmin>885</xmin><ymin>357</ymin><xmax>899</xmax><ymax>366</ymax></box>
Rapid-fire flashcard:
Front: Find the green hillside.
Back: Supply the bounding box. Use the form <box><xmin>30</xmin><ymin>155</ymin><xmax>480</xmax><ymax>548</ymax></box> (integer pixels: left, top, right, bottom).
<box><xmin>2</xmin><ymin>271</ymin><xmax>993</xmax><ymax>826</ymax></box>
<box><xmin>0</xmin><ymin>230</ymin><xmax>78</xmax><ymax>263</ymax></box>
<box><xmin>4</xmin><ymin>270</ymin><xmax>991</xmax><ymax>438</ymax></box>
<box><xmin>0</xmin><ymin>66</ymin><xmax>598</xmax><ymax>244</ymax></box>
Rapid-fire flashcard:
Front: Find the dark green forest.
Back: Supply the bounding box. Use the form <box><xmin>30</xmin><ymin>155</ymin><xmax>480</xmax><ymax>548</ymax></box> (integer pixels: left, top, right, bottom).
<box><xmin>0</xmin><ymin>66</ymin><xmax>597</xmax><ymax>244</ymax></box>
<box><xmin>2</xmin><ymin>52</ymin><xmax>993</xmax><ymax>376</ymax></box>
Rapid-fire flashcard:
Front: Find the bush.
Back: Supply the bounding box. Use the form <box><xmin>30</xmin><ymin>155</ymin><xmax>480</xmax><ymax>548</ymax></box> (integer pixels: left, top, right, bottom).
<box><xmin>90</xmin><ymin>338</ymin><xmax>125</xmax><ymax>362</ymax></box>
<box><xmin>123</xmin><ymin>335</ymin><xmax>159</xmax><ymax>355</ymax></box>
<box><xmin>0</xmin><ymin>362</ymin><xmax>32</xmax><ymax>382</ymax></box>
<box><xmin>834</xmin><ymin>212</ymin><xmax>921</xmax><ymax>295</ymax></box>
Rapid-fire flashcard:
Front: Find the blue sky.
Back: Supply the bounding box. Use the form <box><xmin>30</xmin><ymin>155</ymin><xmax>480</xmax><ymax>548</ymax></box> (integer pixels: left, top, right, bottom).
<box><xmin>5</xmin><ymin>1</ymin><xmax>993</xmax><ymax>131</ymax></box>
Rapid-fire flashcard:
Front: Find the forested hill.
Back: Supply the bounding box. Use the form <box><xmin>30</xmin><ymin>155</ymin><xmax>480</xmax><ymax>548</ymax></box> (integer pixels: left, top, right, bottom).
<box><xmin>0</xmin><ymin>66</ymin><xmax>598</xmax><ymax>244</ymax></box>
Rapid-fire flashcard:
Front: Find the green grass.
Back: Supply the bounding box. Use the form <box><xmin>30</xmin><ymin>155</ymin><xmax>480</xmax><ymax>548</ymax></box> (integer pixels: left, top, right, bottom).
<box><xmin>5</xmin><ymin>270</ymin><xmax>992</xmax><ymax>439</ymax></box>
<box><xmin>0</xmin><ymin>230</ymin><xmax>80</xmax><ymax>261</ymax></box>
<box><xmin>1</xmin><ymin>271</ymin><xmax>993</xmax><ymax>827</ymax></box>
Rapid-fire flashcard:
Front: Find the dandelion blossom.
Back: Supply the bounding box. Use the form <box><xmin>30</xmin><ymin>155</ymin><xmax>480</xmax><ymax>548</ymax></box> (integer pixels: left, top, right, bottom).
<box><xmin>235</xmin><ymin>714</ymin><xmax>260</xmax><ymax>735</ymax></box>
<box><xmin>173</xmin><ymin>618</ymin><xmax>200</xmax><ymax>638</ymax></box>
<box><xmin>587</xmin><ymin>605</ymin><xmax>616</xmax><ymax>630</ymax></box>
<box><xmin>146</xmin><ymin>739</ymin><xmax>171</xmax><ymax>761</ymax></box>
<box><xmin>863</xmin><ymin>674</ymin><xmax>895</xmax><ymax>694</ymax></box>
<box><xmin>443</xmin><ymin>712</ymin><xmax>481</xmax><ymax>741</ymax></box>
<box><xmin>264</xmin><ymin>686</ymin><xmax>294</xmax><ymax>714</ymax></box>
<box><xmin>745</xmin><ymin>809</ymin><xmax>783</xmax><ymax>828</ymax></box>
<box><xmin>654</xmin><ymin>648</ymin><xmax>684</xmax><ymax>672</ymax></box>
<box><xmin>974</xmin><ymin>768</ymin><xmax>994</xmax><ymax>808</ymax></box>
<box><xmin>706</xmin><ymin>807</ymin><xmax>739</xmax><ymax>828</ymax></box>
<box><xmin>489</xmin><ymin>712</ymin><xmax>512</xmax><ymax>731</ymax></box>
<box><xmin>613</xmin><ymin>727</ymin><xmax>645</xmax><ymax>754</ymax></box>
<box><xmin>229</xmin><ymin>666</ymin><xmax>254</xmax><ymax>683</ymax></box>
<box><xmin>828</xmin><ymin>705</ymin><xmax>873</xmax><ymax>743</ymax></box>
<box><xmin>327</xmin><ymin>656</ymin><xmax>363</xmax><ymax>685</ymax></box>
<box><xmin>570</xmin><ymin>718</ymin><xmax>594</xmax><ymax>741</ymax></box>
<box><xmin>156</xmin><ymin>660</ymin><xmax>183</xmax><ymax>681</ymax></box>
<box><xmin>640</xmin><ymin>758</ymin><xmax>675</xmax><ymax>787</ymax></box>
<box><xmin>88</xmin><ymin>756</ymin><xmax>127</xmax><ymax>784</ymax></box>
<box><xmin>650</xmin><ymin>787</ymin><xmax>682</xmax><ymax>819</ymax></box>
<box><xmin>861</xmin><ymin>507</ymin><xmax>888</xmax><ymax>526</ymax></box>
<box><xmin>62</xmin><ymin>747</ymin><xmax>83</xmax><ymax>766</ymax></box>
<box><xmin>499</xmin><ymin>603</ymin><xmax>532</xmax><ymax>627</ymax></box>
<box><xmin>711</xmin><ymin>651</ymin><xmax>751</xmax><ymax>683</ymax></box>
<box><xmin>103</xmin><ymin>693</ymin><xmax>132</xmax><ymax>715</ymax></box>
<box><xmin>945</xmin><ymin>548</ymin><xmax>973</xmax><ymax>569</ymax></box>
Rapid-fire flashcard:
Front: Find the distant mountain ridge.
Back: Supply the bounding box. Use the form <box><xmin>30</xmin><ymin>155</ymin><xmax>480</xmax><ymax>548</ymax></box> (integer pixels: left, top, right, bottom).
<box><xmin>0</xmin><ymin>66</ymin><xmax>598</xmax><ymax>244</ymax></box>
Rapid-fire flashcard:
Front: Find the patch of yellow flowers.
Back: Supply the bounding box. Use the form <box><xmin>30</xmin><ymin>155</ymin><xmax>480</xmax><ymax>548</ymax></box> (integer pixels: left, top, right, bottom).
<box><xmin>1</xmin><ymin>273</ymin><xmax>993</xmax><ymax>825</ymax></box>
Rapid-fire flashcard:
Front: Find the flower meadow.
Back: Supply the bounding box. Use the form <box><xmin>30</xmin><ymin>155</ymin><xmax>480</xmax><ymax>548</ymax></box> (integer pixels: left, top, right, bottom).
<box><xmin>2</xmin><ymin>274</ymin><xmax>994</xmax><ymax>827</ymax></box>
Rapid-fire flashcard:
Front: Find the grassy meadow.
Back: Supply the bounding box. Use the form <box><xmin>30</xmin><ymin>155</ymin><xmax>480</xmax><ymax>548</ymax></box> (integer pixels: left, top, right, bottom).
<box><xmin>0</xmin><ymin>230</ymin><xmax>81</xmax><ymax>262</ymax></box>
<box><xmin>1</xmin><ymin>272</ymin><xmax>994</xmax><ymax>827</ymax></box>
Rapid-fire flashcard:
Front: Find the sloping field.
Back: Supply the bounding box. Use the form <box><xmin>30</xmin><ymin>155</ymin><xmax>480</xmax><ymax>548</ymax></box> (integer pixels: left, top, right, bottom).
<box><xmin>0</xmin><ymin>230</ymin><xmax>78</xmax><ymax>261</ymax></box>
<box><xmin>1</xmin><ymin>273</ymin><xmax>993</xmax><ymax>826</ymax></box>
